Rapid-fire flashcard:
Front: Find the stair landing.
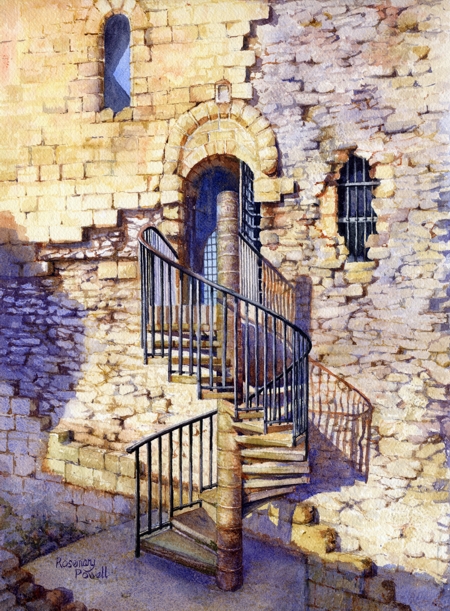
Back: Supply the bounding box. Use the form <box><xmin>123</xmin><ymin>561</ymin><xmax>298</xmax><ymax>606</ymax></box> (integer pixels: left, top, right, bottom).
<box><xmin>141</xmin><ymin>528</ymin><xmax>217</xmax><ymax>576</ymax></box>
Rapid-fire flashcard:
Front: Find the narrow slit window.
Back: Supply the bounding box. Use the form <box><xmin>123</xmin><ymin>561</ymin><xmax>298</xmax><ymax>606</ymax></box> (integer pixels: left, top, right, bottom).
<box><xmin>337</xmin><ymin>155</ymin><xmax>379</xmax><ymax>262</ymax></box>
<box><xmin>104</xmin><ymin>14</ymin><xmax>131</xmax><ymax>114</ymax></box>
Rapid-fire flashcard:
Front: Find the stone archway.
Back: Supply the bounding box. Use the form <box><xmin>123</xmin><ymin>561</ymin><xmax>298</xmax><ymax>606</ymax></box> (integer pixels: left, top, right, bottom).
<box><xmin>158</xmin><ymin>100</ymin><xmax>286</xmax><ymax>252</ymax></box>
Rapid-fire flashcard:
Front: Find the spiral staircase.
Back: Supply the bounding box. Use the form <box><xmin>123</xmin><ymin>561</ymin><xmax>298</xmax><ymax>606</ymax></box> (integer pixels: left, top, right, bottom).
<box><xmin>126</xmin><ymin>223</ymin><xmax>372</xmax><ymax>589</ymax></box>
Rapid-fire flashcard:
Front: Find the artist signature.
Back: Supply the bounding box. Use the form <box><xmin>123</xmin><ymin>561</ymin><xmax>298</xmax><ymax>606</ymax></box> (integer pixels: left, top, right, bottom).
<box><xmin>56</xmin><ymin>557</ymin><xmax>109</xmax><ymax>580</ymax></box>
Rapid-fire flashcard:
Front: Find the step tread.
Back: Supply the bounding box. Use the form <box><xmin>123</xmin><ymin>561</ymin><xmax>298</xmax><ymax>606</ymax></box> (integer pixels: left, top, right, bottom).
<box><xmin>242</xmin><ymin>461</ymin><xmax>310</xmax><ymax>475</ymax></box>
<box><xmin>172</xmin><ymin>507</ymin><xmax>217</xmax><ymax>550</ymax></box>
<box><xmin>243</xmin><ymin>486</ymin><xmax>297</xmax><ymax>507</ymax></box>
<box><xmin>243</xmin><ymin>476</ymin><xmax>310</xmax><ymax>489</ymax></box>
<box><xmin>201</xmin><ymin>390</ymin><xmax>235</xmax><ymax>400</ymax></box>
<box><xmin>236</xmin><ymin>431</ymin><xmax>294</xmax><ymax>448</ymax></box>
<box><xmin>141</xmin><ymin>529</ymin><xmax>216</xmax><ymax>575</ymax></box>
<box><xmin>240</xmin><ymin>446</ymin><xmax>306</xmax><ymax>461</ymax></box>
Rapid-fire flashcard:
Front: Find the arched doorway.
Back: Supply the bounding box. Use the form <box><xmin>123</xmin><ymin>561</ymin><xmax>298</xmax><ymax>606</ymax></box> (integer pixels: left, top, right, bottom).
<box><xmin>184</xmin><ymin>155</ymin><xmax>259</xmax><ymax>301</ymax></box>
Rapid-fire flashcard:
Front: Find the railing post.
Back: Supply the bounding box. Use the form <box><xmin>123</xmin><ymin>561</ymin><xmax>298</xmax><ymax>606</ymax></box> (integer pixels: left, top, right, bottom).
<box><xmin>216</xmin><ymin>399</ymin><xmax>243</xmax><ymax>591</ymax></box>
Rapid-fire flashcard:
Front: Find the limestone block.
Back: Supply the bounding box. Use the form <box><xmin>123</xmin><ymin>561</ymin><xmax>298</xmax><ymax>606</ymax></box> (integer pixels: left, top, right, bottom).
<box><xmin>118</xmin><ymin>262</ymin><xmax>137</xmax><ymax>279</ymax></box>
<box><xmin>231</xmin><ymin>83</ymin><xmax>253</xmax><ymax>100</ymax></box>
<box><xmin>66</xmin><ymin>463</ymin><xmax>94</xmax><ymax>487</ymax></box>
<box><xmin>98</xmin><ymin>261</ymin><xmax>118</xmax><ymax>279</ymax></box>
<box><xmin>139</xmin><ymin>192</ymin><xmax>161</xmax><ymax>208</ymax></box>
<box><xmin>292</xmin><ymin>504</ymin><xmax>315</xmax><ymax>525</ymax></box>
<box><xmin>82</xmin><ymin>194</ymin><xmax>113</xmax><ymax>210</ymax></box>
<box><xmin>292</xmin><ymin>524</ymin><xmax>337</xmax><ymax>555</ymax></box>
<box><xmin>0</xmin><ymin>549</ymin><xmax>19</xmax><ymax>574</ymax></box>
<box><xmin>113</xmin><ymin>193</ymin><xmax>138</xmax><ymax>209</ymax></box>
<box><xmin>49</xmin><ymin>226</ymin><xmax>82</xmax><ymax>243</ymax></box>
<box><xmin>31</xmin><ymin>146</ymin><xmax>55</xmax><ymax>166</ymax></box>
<box><xmin>10</xmin><ymin>398</ymin><xmax>37</xmax><ymax>416</ymax></box>
<box><xmin>93</xmin><ymin>210</ymin><xmax>118</xmax><ymax>227</ymax></box>
<box><xmin>105</xmin><ymin>451</ymin><xmax>122</xmax><ymax>474</ymax></box>
<box><xmin>173</xmin><ymin>26</ymin><xmax>198</xmax><ymax>43</ymax></box>
<box><xmin>93</xmin><ymin>468</ymin><xmax>117</xmax><ymax>493</ymax></box>
<box><xmin>116</xmin><ymin>475</ymin><xmax>135</xmax><ymax>496</ymax></box>
<box><xmin>22</xmin><ymin>262</ymin><xmax>54</xmax><ymax>277</ymax></box>
<box><xmin>79</xmin><ymin>446</ymin><xmax>106</xmax><ymax>471</ymax></box>
<box><xmin>119</xmin><ymin>455</ymin><xmax>135</xmax><ymax>478</ymax></box>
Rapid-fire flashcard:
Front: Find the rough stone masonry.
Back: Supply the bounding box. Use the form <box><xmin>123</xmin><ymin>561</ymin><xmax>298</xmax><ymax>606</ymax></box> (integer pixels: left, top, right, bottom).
<box><xmin>0</xmin><ymin>0</ymin><xmax>449</xmax><ymax>609</ymax></box>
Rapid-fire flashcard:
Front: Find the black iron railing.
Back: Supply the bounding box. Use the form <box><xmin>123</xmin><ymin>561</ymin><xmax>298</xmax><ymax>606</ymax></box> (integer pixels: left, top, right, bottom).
<box><xmin>239</xmin><ymin>232</ymin><xmax>296</xmax><ymax>323</ymax></box>
<box><xmin>126</xmin><ymin>409</ymin><xmax>217</xmax><ymax>557</ymax></box>
<box><xmin>138</xmin><ymin>224</ymin><xmax>311</xmax><ymax>444</ymax></box>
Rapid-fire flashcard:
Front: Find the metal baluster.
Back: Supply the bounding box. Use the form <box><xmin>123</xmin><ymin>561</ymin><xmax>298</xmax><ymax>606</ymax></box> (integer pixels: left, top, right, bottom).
<box><xmin>168</xmin><ymin>264</ymin><xmax>173</xmax><ymax>381</ymax></box>
<box><xmin>255</xmin><ymin>306</ymin><xmax>259</xmax><ymax>411</ymax></box>
<box><xmin>160</xmin><ymin>259</ymin><xmax>165</xmax><ymax>358</ymax></box>
<box><xmin>135</xmin><ymin>448</ymin><xmax>140</xmax><ymax>557</ymax></box>
<box><xmin>199</xmin><ymin>418</ymin><xmax>203</xmax><ymax>492</ymax></box>
<box><xmin>272</xmin><ymin>316</ymin><xmax>277</xmax><ymax>423</ymax></box>
<box><xmin>188</xmin><ymin>422</ymin><xmax>193</xmax><ymax>504</ymax></box>
<box><xmin>196</xmin><ymin>280</ymin><xmax>201</xmax><ymax>398</ymax></box>
<box><xmin>292</xmin><ymin>333</ymin><xmax>298</xmax><ymax>443</ymax></box>
<box><xmin>222</xmin><ymin>293</ymin><xmax>227</xmax><ymax>391</ymax></box>
<box><xmin>178</xmin><ymin>427</ymin><xmax>183</xmax><ymax>508</ymax></box>
<box><xmin>178</xmin><ymin>271</ymin><xmax>184</xmax><ymax>375</ymax></box>
<box><xmin>209</xmin><ymin>285</ymin><xmax>214</xmax><ymax>389</ymax></box>
<box><xmin>209</xmin><ymin>414</ymin><xmax>213</xmax><ymax>488</ymax></box>
<box><xmin>150</xmin><ymin>252</ymin><xmax>155</xmax><ymax>357</ymax></box>
<box><xmin>189</xmin><ymin>276</ymin><xmax>194</xmax><ymax>376</ymax></box>
<box><xmin>158</xmin><ymin>436</ymin><xmax>162</xmax><ymax>528</ymax></box>
<box><xmin>168</xmin><ymin>432</ymin><xmax>173</xmax><ymax>521</ymax></box>
<box><xmin>234</xmin><ymin>296</ymin><xmax>239</xmax><ymax>414</ymax></box>
<box><xmin>147</xmin><ymin>442</ymin><xmax>152</xmax><ymax>533</ymax></box>
<box><xmin>283</xmin><ymin>322</ymin><xmax>288</xmax><ymax>422</ymax></box>
<box><xmin>244</xmin><ymin>301</ymin><xmax>249</xmax><ymax>410</ymax></box>
<box><xmin>263</xmin><ymin>311</ymin><xmax>268</xmax><ymax>434</ymax></box>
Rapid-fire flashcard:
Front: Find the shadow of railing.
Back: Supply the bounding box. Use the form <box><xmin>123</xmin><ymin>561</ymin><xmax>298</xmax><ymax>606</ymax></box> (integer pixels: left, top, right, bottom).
<box><xmin>309</xmin><ymin>359</ymin><xmax>373</xmax><ymax>478</ymax></box>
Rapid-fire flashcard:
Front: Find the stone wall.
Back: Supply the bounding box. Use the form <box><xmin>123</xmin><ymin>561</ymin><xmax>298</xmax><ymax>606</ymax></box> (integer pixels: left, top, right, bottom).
<box><xmin>247</xmin><ymin>1</ymin><xmax>450</xmax><ymax>606</ymax></box>
<box><xmin>0</xmin><ymin>0</ymin><xmax>449</xmax><ymax>608</ymax></box>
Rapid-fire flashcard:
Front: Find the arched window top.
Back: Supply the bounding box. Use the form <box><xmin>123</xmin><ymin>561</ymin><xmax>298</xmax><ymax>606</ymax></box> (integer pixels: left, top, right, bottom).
<box><xmin>104</xmin><ymin>14</ymin><xmax>130</xmax><ymax>114</ymax></box>
<box><xmin>337</xmin><ymin>155</ymin><xmax>379</xmax><ymax>262</ymax></box>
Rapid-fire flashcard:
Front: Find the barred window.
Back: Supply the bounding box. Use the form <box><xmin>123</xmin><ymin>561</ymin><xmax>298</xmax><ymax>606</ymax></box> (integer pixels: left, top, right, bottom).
<box><xmin>337</xmin><ymin>155</ymin><xmax>379</xmax><ymax>262</ymax></box>
<box><xmin>201</xmin><ymin>230</ymin><xmax>217</xmax><ymax>305</ymax></box>
<box><xmin>104</xmin><ymin>15</ymin><xmax>131</xmax><ymax>114</ymax></box>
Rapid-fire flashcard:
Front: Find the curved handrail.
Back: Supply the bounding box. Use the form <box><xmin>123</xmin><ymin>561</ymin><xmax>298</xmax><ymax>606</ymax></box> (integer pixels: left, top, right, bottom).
<box><xmin>138</xmin><ymin>223</ymin><xmax>311</xmax><ymax>444</ymax></box>
<box><xmin>238</xmin><ymin>231</ymin><xmax>296</xmax><ymax>291</ymax></box>
<box><xmin>126</xmin><ymin>408</ymin><xmax>217</xmax><ymax>556</ymax></box>
<box><xmin>127</xmin><ymin>408</ymin><xmax>217</xmax><ymax>453</ymax></box>
<box><xmin>138</xmin><ymin>226</ymin><xmax>311</xmax><ymax>345</ymax></box>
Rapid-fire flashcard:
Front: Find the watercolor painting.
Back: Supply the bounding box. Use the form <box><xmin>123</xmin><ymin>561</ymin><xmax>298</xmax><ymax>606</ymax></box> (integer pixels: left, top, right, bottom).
<box><xmin>0</xmin><ymin>1</ymin><xmax>449</xmax><ymax>610</ymax></box>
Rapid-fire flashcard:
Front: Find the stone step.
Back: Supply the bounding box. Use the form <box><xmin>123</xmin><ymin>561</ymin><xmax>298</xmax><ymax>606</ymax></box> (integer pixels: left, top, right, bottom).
<box><xmin>151</xmin><ymin>323</ymin><xmax>216</xmax><ymax>334</ymax></box>
<box><xmin>243</xmin><ymin>475</ymin><xmax>310</xmax><ymax>489</ymax></box>
<box><xmin>153</xmin><ymin>338</ymin><xmax>221</xmax><ymax>350</ymax></box>
<box><xmin>233</xmin><ymin>420</ymin><xmax>293</xmax><ymax>435</ymax></box>
<box><xmin>201</xmin><ymin>390</ymin><xmax>235</xmax><ymax>400</ymax></box>
<box><xmin>236</xmin><ymin>431</ymin><xmax>294</xmax><ymax>448</ymax></box>
<box><xmin>242</xmin><ymin>461</ymin><xmax>310</xmax><ymax>476</ymax></box>
<box><xmin>172</xmin><ymin>356</ymin><xmax>231</xmax><ymax>368</ymax></box>
<box><xmin>141</xmin><ymin>529</ymin><xmax>217</xmax><ymax>575</ymax></box>
<box><xmin>240</xmin><ymin>445</ymin><xmax>306</xmax><ymax>462</ymax></box>
<box><xmin>243</xmin><ymin>485</ymin><xmax>297</xmax><ymax>506</ymax></box>
<box><xmin>172</xmin><ymin>507</ymin><xmax>217</xmax><ymax>551</ymax></box>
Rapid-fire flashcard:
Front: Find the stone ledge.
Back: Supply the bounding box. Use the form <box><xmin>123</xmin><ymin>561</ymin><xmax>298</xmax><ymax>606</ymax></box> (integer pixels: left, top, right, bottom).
<box><xmin>243</xmin><ymin>498</ymin><xmax>411</xmax><ymax>611</ymax></box>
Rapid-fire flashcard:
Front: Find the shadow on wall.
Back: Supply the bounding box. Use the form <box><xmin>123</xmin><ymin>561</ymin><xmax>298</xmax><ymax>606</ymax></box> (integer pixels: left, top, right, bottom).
<box><xmin>0</xmin><ymin>213</ymin><xmax>89</xmax><ymax>560</ymax></box>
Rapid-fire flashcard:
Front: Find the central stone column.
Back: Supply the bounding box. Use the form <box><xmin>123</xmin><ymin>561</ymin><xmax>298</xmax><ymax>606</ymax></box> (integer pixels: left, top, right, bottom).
<box><xmin>215</xmin><ymin>190</ymin><xmax>243</xmax><ymax>591</ymax></box>
<box><xmin>217</xmin><ymin>190</ymin><xmax>240</xmax><ymax>292</ymax></box>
